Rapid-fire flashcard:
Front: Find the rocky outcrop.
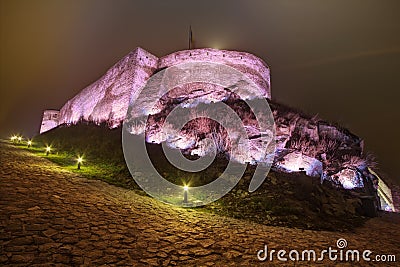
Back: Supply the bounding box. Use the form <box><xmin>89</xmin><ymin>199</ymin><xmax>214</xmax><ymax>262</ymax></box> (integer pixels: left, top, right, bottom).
<box><xmin>274</xmin><ymin>151</ymin><xmax>323</xmax><ymax>177</ymax></box>
<box><xmin>142</xmin><ymin>96</ymin><xmax>372</xmax><ymax>193</ymax></box>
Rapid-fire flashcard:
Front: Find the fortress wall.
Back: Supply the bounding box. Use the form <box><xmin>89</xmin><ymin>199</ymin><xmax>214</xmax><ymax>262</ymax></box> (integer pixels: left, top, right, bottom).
<box><xmin>89</xmin><ymin>47</ymin><xmax>159</xmax><ymax>126</ymax></box>
<box><xmin>158</xmin><ymin>48</ymin><xmax>271</xmax><ymax>99</ymax></box>
<box><xmin>126</xmin><ymin>48</ymin><xmax>160</xmax><ymax>113</ymax></box>
<box><xmin>58</xmin><ymin>48</ymin><xmax>159</xmax><ymax>127</ymax></box>
<box><xmin>375</xmin><ymin>171</ymin><xmax>400</xmax><ymax>212</ymax></box>
<box><xmin>42</xmin><ymin>47</ymin><xmax>271</xmax><ymax>133</ymax></box>
<box><xmin>391</xmin><ymin>184</ymin><xmax>400</xmax><ymax>212</ymax></box>
<box><xmin>381</xmin><ymin>178</ymin><xmax>400</xmax><ymax>212</ymax></box>
<box><xmin>40</xmin><ymin>110</ymin><xmax>60</xmax><ymax>134</ymax></box>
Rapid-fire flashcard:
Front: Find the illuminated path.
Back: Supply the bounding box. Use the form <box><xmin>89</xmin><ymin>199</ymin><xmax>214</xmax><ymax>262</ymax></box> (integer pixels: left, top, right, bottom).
<box><xmin>0</xmin><ymin>141</ymin><xmax>399</xmax><ymax>266</ymax></box>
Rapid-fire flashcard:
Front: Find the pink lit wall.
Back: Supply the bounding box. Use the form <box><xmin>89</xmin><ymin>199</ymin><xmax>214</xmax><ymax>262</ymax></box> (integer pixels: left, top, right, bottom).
<box><xmin>40</xmin><ymin>47</ymin><xmax>271</xmax><ymax>133</ymax></box>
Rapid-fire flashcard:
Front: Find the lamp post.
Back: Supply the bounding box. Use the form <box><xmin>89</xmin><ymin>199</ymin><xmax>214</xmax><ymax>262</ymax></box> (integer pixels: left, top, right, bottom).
<box><xmin>183</xmin><ymin>185</ymin><xmax>189</xmax><ymax>204</ymax></box>
<box><xmin>27</xmin><ymin>140</ymin><xmax>32</xmax><ymax>148</ymax></box>
<box><xmin>46</xmin><ymin>146</ymin><xmax>51</xmax><ymax>156</ymax></box>
<box><xmin>77</xmin><ymin>156</ymin><xmax>83</xmax><ymax>170</ymax></box>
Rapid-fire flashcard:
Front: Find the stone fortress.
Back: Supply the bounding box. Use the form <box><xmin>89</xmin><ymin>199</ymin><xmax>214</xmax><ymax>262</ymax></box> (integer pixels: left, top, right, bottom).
<box><xmin>40</xmin><ymin>47</ymin><xmax>399</xmax><ymax>213</ymax></box>
<box><xmin>40</xmin><ymin>48</ymin><xmax>270</xmax><ymax>132</ymax></box>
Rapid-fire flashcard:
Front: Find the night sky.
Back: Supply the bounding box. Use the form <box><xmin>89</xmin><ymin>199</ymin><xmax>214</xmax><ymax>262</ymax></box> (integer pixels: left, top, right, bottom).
<box><xmin>1</xmin><ymin>0</ymin><xmax>399</xmax><ymax>183</ymax></box>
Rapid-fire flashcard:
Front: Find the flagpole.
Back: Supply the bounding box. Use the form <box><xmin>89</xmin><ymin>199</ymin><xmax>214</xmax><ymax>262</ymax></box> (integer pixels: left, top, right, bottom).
<box><xmin>189</xmin><ymin>25</ymin><xmax>192</xmax><ymax>50</ymax></box>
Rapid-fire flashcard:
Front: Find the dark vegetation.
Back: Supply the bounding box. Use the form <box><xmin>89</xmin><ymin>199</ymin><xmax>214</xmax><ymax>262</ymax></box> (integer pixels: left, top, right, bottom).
<box><xmin>27</xmin><ymin>122</ymin><xmax>368</xmax><ymax>231</ymax></box>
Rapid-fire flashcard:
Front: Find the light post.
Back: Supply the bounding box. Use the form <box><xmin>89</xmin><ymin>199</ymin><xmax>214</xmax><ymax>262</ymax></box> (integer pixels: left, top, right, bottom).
<box><xmin>77</xmin><ymin>156</ymin><xmax>83</xmax><ymax>170</ymax></box>
<box><xmin>183</xmin><ymin>185</ymin><xmax>189</xmax><ymax>204</ymax></box>
<box><xmin>46</xmin><ymin>146</ymin><xmax>51</xmax><ymax>156</ymax></box>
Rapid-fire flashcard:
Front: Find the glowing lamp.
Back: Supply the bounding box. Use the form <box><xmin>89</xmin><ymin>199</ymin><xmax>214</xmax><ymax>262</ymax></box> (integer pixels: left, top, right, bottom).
<box><xmin>46</xmin><ymin>146</ymin><xmax>51</xmax><ymax>156</ymax></box>
<box><xmin>77</xmin><ymin>156</ymin><xmax>83</xmax><ymax>170</ymax></box>
<box><xmin>27</xmin><ymin>140</ymin><xmax>32</xmax><ymax>148</ymax></box>
<box><xmin>11</xmin><ymin>135</ymin><xmax>17</xmax><ymax>142</ymax></box>
<box><xmin>183</xmin><ymin>185</ymin><xmax>189</xmax><ymax>204</ymax></box>
<box><xmin>17</xmin><ymin>136</ymin><xmax>22</xmax><ymax>143</ymax></box>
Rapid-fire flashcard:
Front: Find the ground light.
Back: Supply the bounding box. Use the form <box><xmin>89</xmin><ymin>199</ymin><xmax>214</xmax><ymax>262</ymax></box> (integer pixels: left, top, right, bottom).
<box><xmin>183</xmin><ymin>185</ymin><xmax>189</xmax><ymax>204</ymax></box>
<box><xmin>27</xmin><ymin>140</ymin><xmax>32</xmax><ymax>148</ymax></box>
<box><xmin>77</xmin><ymin>156</ymin><xmax>83</xmax><ymax>170</ymax></box>
<box><xmin>10</xmin><ymin>135</ymin><xmax>17</xmax><ymax>142</ymax></box>
<box><xmin>17</xmin><ymin>136</ymin><xmax>22</xmax><ymax>143</ymax></box>
<box><xmin>46</xmin><ymin>146</ymin><xmax>51</xmax><ymax>156</ymax></box>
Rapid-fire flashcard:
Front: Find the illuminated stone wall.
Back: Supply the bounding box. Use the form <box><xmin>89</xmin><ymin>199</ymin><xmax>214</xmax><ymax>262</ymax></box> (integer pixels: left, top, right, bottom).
<box><xmin>158</xmin><ymin>48</ymin><xmax>271</xmax><ymax>98</ymax></box>
<box><xmin>42</xmin><ymin>47</ymin><xmax>270</xmax><ymax>133</ymax></box>
<box><xmin>58</xmin><ymin>47</ymin><xmax>159</xmax><ymax>127</ymax></box>
<box><xmin>39</xmin><ymin>110</ymin><xmax>60</xmax><ymax>134</ymax></box>
<box><xmin>374</xmin><ymin>170</ymin><xmax>400</xmax><ymax>212</ymax></box>
<box><xmin>391</xmin><ymin>185</ymin><xmax>400</xmax><ymax>212</ymax></box>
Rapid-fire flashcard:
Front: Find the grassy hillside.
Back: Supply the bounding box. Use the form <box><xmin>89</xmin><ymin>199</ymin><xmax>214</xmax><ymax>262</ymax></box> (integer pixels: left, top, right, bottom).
<box><xmin>18</xmin><ymin>122</ymin><xmax>370</xmax><ymax>231</ymax></box>
<box><xmin>31</xmin><ymin>123</ymin><xmax>136</xmax><ymax>189</ymax></box>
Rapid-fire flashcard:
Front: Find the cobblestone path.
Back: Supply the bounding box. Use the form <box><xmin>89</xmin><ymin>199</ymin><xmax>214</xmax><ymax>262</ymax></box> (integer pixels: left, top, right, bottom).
<box><xmin>1</xmin><ymin>141</ymin><xmax>399</xmax><ymax>266</ymax></box>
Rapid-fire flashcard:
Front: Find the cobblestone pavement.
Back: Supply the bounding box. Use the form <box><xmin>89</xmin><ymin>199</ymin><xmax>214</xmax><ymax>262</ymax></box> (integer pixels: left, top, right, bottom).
<box><xmin>1</xmin><ymin>141</ymin><xmax>399</xmax><ymax>266</ymax></box>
